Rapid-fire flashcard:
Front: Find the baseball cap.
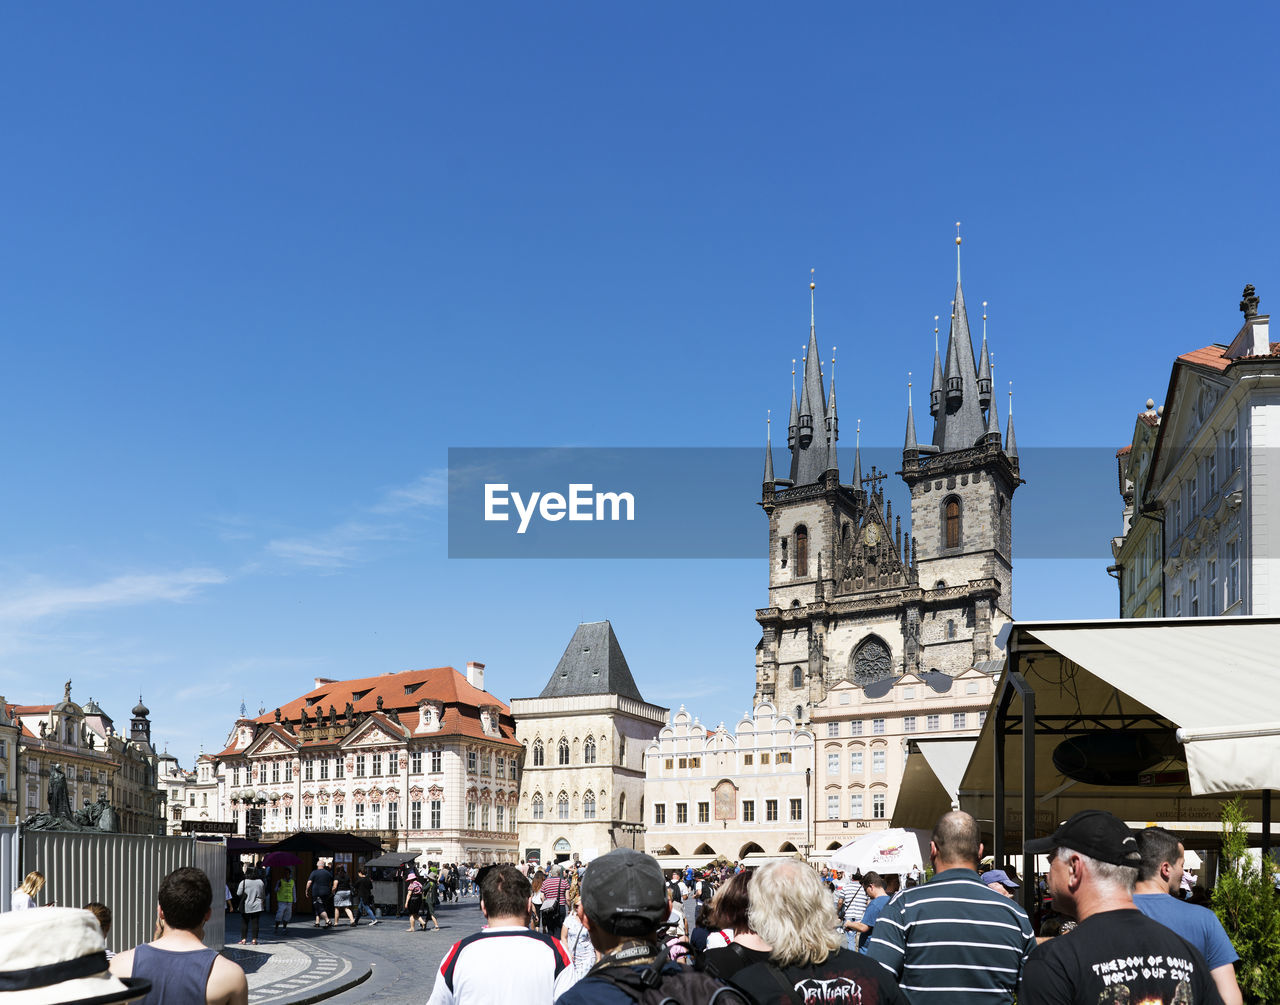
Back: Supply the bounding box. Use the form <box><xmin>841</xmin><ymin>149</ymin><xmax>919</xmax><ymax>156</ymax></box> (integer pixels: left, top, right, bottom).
<box><xmin>981</xmin><ymin>869</ymin><xmax>1019</xmax><ymax>889</ymax></box>
<box><xmin>1025</xmin><ymin>810</ymin><xmax>1142</xmax><ymax>867</ymax></box>
<box><xmin>580</xmin><ymin>849</ymin><xmax>668</xmax><ymax>936</ymax></box>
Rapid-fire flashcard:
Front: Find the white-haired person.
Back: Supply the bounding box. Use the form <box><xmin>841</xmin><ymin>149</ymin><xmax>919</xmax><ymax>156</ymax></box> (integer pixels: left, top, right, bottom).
<box><xmin>725</xmin><ymin>861</ymin><xmax>908</xmax><ymax>1004</ymax></box>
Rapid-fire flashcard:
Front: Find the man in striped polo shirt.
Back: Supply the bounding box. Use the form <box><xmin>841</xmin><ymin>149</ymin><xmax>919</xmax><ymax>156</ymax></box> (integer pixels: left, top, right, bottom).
<box><xmin>865</xmin><ymin>811</ymin><xmax>1035</xmax><ymax>1003</ymax></box>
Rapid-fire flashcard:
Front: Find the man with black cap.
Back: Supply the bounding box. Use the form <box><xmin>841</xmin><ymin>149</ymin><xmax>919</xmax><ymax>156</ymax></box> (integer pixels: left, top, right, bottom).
<box><xmin>1019</xmin><ymin>810</ymin><xmax>1224</xmax><ymax>1005</ymax></box>
<box><xmin>558</xmin><ymin>848</ymin><xmax>748</xmax><ymax>1004</ymax></box>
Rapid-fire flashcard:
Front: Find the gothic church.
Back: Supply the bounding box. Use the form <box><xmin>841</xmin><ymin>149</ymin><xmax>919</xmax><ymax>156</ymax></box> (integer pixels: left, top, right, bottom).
<box><xmin>755</xmin><ymin>245</ymin><xmax>1021</xmax><ymax>722</ymax></box>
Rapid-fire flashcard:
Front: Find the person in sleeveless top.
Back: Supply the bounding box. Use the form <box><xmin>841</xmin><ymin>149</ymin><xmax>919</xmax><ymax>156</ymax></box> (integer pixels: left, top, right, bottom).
<box><xmin>111</xmin><ymin>867</ymin><xmax>249</xmax><ymax>1005</ymax></box>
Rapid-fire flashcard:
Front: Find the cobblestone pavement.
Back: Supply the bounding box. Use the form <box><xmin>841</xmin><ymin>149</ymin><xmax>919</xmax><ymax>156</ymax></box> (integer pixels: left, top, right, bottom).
<box><xmin>225</xmin><ymin>895</ymin><xmax>489</xmax><ymax>1005</ymax></box>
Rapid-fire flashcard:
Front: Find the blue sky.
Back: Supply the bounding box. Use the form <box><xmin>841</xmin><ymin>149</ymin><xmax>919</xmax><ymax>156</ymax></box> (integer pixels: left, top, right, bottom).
<box><xmin>2</xmin><ymin>4</ymin><xmax>1277</xmax><ymax>765</ymax></box>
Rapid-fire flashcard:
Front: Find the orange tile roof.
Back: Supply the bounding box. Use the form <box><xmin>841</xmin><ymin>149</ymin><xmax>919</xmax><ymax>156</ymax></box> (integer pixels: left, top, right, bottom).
<box><xmin>1116</xmin><ymin>445</ymin><xmax>1132</xmax><ymax>457</ymax></box>
<box><xmin>13</xmin><ymin>705</ymin><xmax>54</xmax><ymax>715</ymax></box>
<box><xmin>1178</xmin><ymin>344</ymin><xmax>1231</xmax><ymax>372</ymax></box>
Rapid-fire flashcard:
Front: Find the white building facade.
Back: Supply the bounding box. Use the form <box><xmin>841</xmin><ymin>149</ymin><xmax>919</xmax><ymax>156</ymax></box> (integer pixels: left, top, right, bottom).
<box><xmin>513</xmin><ymin>622</ymin><xmax>665</xmax><ymax>866</ymax></box>
<box><xmin>643</xmin><ymin>702</ymin><xmax>815</xmax><ymax>866</ymax></box>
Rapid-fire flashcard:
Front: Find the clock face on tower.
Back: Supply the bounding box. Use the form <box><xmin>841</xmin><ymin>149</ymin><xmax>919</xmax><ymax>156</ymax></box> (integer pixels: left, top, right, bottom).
<box><xmin>861</xmin><ymin>523</ymin><xmax>881</xmax><ymax>547</ymax></box>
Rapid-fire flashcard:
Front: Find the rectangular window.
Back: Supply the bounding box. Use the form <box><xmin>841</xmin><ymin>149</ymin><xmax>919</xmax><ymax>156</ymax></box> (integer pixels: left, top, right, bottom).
<box><xmin>355</xmin><ymin>755</ymin><xmax>366</xmax><ymax>778</ymax></box>
<box><xmin>431</xmin><ymin>800</ymin><xmax>442</xmax><ymax>829</ymax></box>
<box><xmin>678</xmin><ymin>757</ymin><xmax>688</xmax><ymax>769</ymax></box>
<box><xmin>335</xmin><ymin>758</ymin><xmax>344</xmax><ymax>779</ymax></box>
<box><xmin>760</xmin><ymin>753</ymin><xmax>770</xmax><ymax>765</ymax></box>
<box><xmin>304</xmin><ymin>804</ymin><xmax>313</xmax><ymax>824</ymax></box>
<box><xmin>316</xmin><ymin>759</ymin><xmax>326</xmax><ymax>780</ymax></box>
<box><xmin>827</xmin><ymin>794</ymin><xmax>839</xmax><ymax>819</ymax></box>
<box><xmin>872</xmin><ymin>718</ymin><xmax>886</xmax><ymax>735</ymax></box>
<box><xmin>1173</xmin><ymin>591</ymin><xmax>1182</xmax><ymax>617</ymax></box>
<box><xmin>777</xmin><ymin>751</ymin><xmax>791</xmax><ymax>764</ymax></box>
<box><xmin>1172</xmin><ymin>499</ymin><xmax>1181</xmax><ymax>536</ymax></box>
<box><xmin>303</xmin><ymin>759</ymin><xmax>314</xmax><ymax>782</ymax></box>
<box><xmin>372</xmin><ymin>753</ymin><xmax>382</xmax><ymax>776</ymax></box>
<box><xmin>496</xmin><ymin>757</ymin><xmax>505</xmax><ymax>779</ymax></box>
<box><xmin>902</xmin><ymin>687</ymin><xmax>915</xmax><ymax>699</ymax></box>
<box><xmin>354</xmin><ymin>802</ymin><xmax>365</xmax><ymax>824</ymax></box>
<box><xmin>926</xmin><ymin>715</ymin><xmax>940</xmax><ymax>731</ymax></box>
<box><xmin>790</xmin><ymin>798</ymin><xmax>802</xmax><ymax>821</ymax></box>
<box><xmin>850</xmin><ymin>793</ymin><xmax>863</xmax><ymax>818</ymax></box>
<box><xmin>284</xmin><ymin>805</ymin><xmax>292</xmax><ymax>824</ymax></box>
<box><xmin>1189</xmin><ymin>473</ymin><xmax>1198</xmax><ymax>514</ymax></box>
<box><xmin>1228</xmin><ymin>423</ymin><xmax>1239</xmax><ymax>470</ymax></box>
<box><xmin>388</xmin><ymin>802</ymin><xmax>398</xmax><ymax>830</ymax></box>
<box><xmin>742</xmin><ymin>754</ymin><xmax>753</xmax><ymax>766</ymax></box>
<box><xmin>467</xmin><ymin>752</ymin><xmax>477</xmax><ymax>773</ymax></box>
<box><xmin>850</xmin><ymin>721</ymin><xmax>863</xmax><ymax>737</ymax></box>
<box><xmin>872</xmin><ymin>750</ymin><xmax>886</xmax><ymax>774</ymax></box>
<box><xmin>742</xmin><ymin>800</ymin><xmax>755</xmax><ymax>822</ymax></box>
<box><xmin>271</xmin><ymin>762</ymin><xmax>280</xmax><ymax>783</ymax></box>
<box><xmin>431</xmin><ymin>750</ymin><xmax>442</xmax><ymax>773</ymax></box>
<box><xmin>467</xmin><ymin>802</ymin><xmax>476</xmax><ymax>828</ymax></box>
<box><xmin>664</xmin><ymin>758</ymin><xmax>673</xmax><ymax>770</ymax></box>
<box><xmin>690</xmin><ymin>756</ymin><xmax>702</xmax><ymax>768</ymax></box>
<box><xmin>676</xmin><ymin>802</ymin><xmax>688</xmax><ymax>824</ymax></box>
<box><xmin>978</xmin><ymin>711</ymin><xmax>988</xmax><ymax>726</ymax></box>
<box><xmin>826</xmin><ymin>722</ymin><xmax>840</xmax><ymax>737</ymax></box>
<box><xmin>654</xmin><ymin>803</ymin><xmax>666</xmax><ymax>825</ymax></box>
<box><xmin>533</xmin><ymin>797</ymin><xmax>544</xmax><ymax>820</ymax></box>
<box><xmin>411</xmin><ymin>801</ymin><xmax>422</xmax><ymax>828</ymax></box>
<box><xmin>334</xmin><ymin>803</ymin><xmax>344</xmax><ymax>824</ymax></box>
<box><xmin>410</xmin><ymin>751</ymin><xmax>422</xmax><ymax>773</ymax></box>
<box><xmin>765</xmin><ymin>799</ymin><xmax>778</xmax><ymax>822</ymax></box>
<box><xmin>952</xmin><ymin>712</ymin><xmax>966</xmax><ymax>729</ymax></box>
<box><xmin>1228</xmin><ymin>539</ymin><xmax>1240</xmax><ymax>607</ymax></box>
<box><xmin>827</xmin><ymin>753</ymin><xmax>840</xmax><ymax>775</ymax></box>
<box><xmin>258</xmin><ymin>764</ymin><xmax>267</xmax><ymax>785</ymax></box>
<box><xmin>481</xmin><ymin>804</ymin><xmax>490</xmax><ymax>829</ymax></box>
<box><xmin>1208</xmin><ymin>558</ymin><xmax>1218</xmax><ymax>616</ymax></box>
<box><xmin>496</xmin><ymin>805</ymin><xmax>504</xmax><ymax>829</ymax></box>
<box><xmin>850</xmin><ymin>751</ymin><xmax>863</xmax><ymax>773</ymax></box>
<box><xmin>698</xmin><ymin>802</ymin><xmax>709</xmax><ymax>823</ymax></box>
<box><xmin>481</xmin><ymin>754</ymin><xmax>491</xmax><ymax>776</ymax></box>
<box><xmin>1190</xmin><ymin>577</ymin><xmax>1200</xmax><ymax>617</ymax></box>
<box><xmin>319</xmin><ymin>805</ymin><xmax>327</xmax><ymax>825</ymax></box>
<box><xmin>1208</xmin><ymin>449</ymin><xmax>1218</xmax><ymax>496</ymax></box>
<box><xmin>872</xmin><ymin>794</ymin><xmax>885</xmax><ymax>819</ymax></box>
<box><xmin>233</xmin><ymin>768</ymin><xmax>240</xmax><ymax>787</ymax></box>
<box><xmin>903</xmin><ymin>716</ymin><xmax>917</xmax><ymax>733</ymax></box>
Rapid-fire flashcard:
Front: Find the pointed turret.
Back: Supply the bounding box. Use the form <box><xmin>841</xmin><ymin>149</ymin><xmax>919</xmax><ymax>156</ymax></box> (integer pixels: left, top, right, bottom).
<box><xmin>787</xmin><ymin>362</ymin><xmax>799</xmax><ymax>451</ymax></box>
<box><xmin>825</xmin><ymin>352</ymin><xmax>839</xmax><ymax>474</ymax></box>
<box><xmin>985</xmin><ymin>363</ymin><xmax>1001</xmax><ymax>444</ymax></box>
<box><xmin>977</xmin><ymin>301</ymin><xmax>992</xmax><ymax>407</ymax></box>
<box><xmin>1005</xmin><ymin>382</ymin><xmax>1018</xmax><ymax>459</ymax></box>
<box><xmin>763</xmin><ymin>413</ymin><xmax>775</xmax><ymax>485</ymax></box>
<box><xmin>929</xmin><ymin>317</ymin><xmax>943</xmax><ymax>416</ymax></box>
<box><xmin>904</xmin><ymin>377</ymin><xmax>918</xmax><ymax>453</ymax></box>
<box><xmin>932</xmin><ymin>230</ymin><xmax>988</xmax><ymax>452</ymax></box>
<box><xmin>852</xmin><ymin>419</ymin><xmax>863</xmax><ymax>489</ymax></box>
<box><xmin>788</xmin><ymin>279</ymin><xmax>830</xmax><ymax>486</ymax></box>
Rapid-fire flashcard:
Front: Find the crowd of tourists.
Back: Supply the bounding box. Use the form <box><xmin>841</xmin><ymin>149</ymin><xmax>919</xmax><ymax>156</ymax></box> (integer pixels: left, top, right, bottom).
<box><xmin>0</xmin><ymin>809</ymin><xmax>1251</xmax><ymax>1004</ymax></box>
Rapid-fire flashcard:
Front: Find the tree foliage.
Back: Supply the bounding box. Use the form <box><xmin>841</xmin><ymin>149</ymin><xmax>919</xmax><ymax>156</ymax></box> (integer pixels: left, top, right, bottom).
<box><xmin>1212</xmin><ymin>798</ymin><xmax>1280</xmax><ymax>1004</ymax></box>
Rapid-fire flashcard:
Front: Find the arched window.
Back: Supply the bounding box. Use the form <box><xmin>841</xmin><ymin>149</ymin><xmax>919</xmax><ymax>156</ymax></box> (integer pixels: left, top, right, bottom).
<box><xmin>531</xmin><ymin>793</ymin><xmax>544</xmax><ymax>820</ymax></box>
<box><xmin>583</xmin><ymin>791</ymin><xmax>596</xmax><ymax>819</ymax></box>
<box><xmin>532</xmin><ymin>741</ymin><xmax>544</xmax><ymax>767</ymax></box>
<box><xmin>792</xmin><ymin>666</ymin><xmax>803</xmax><ymax>688</ymax></box>
<box><xmin>583</xmin><ymin>737</ymin><xmax>597</xmax><ymax>764</ymax></box>
<box><xmin>946</xmin><ymin>619</ymin><xmax>956</xmax><ymax>640</ymax></box>
<box><xmin>619</xmin><ymin>792</ymin><xmax>627</xmax><ymax>819</ymax></box>
<box><xmin>944</xmin><ymin>498</ymin><xmax>961</xmax><ymax>549</ymax></box>
<box><xmin>558</xmin><ymin>738</ymin><xmax>570</xmax><ymax>765</ymax></box>
<box><xmin>795</xmin><ymin>526</ymin><xmax>809</xmax><ymax>576</ymax></box>
<box><xmin>557</xmin><ymin>792</ymin><xmax>569</xmax><ymax>819</ymax></box>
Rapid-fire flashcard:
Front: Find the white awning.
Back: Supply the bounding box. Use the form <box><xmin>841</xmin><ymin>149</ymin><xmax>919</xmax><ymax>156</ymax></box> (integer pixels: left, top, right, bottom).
<box><xmin>958</xmin><ymin>617</ymin><xmax>1280</xmax><ymax>850</ymax></box>
<box><xmin>892</xmin><ymin>738</ymin><xmax>977</xmax><ymax>829</ymax></box>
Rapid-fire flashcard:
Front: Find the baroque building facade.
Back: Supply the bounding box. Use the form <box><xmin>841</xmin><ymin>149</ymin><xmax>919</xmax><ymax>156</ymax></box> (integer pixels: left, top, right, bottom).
<box><xmin>756</xmin><ymin>248</ymin><xmax>1021</xmax><ymax>725</ymax></box>
<box><xmin>512</xmin><ymin>622</ymin><xmax>666</xmax><ymax>865</ymax></box>
<box><xmin>7</xmin><ymin>685</ymin><xmax>164</xmax><ymax>834</ymax></box>
<box><xmin>213</xmin><ymin>662</ymin><xmax>521</xmax><ymax>863</ymax></box>
<box><xmin>643</xmin><ymin>702</ymin><xmax>815</xmax><ymax>865</ymax></box>
<box><xmin>1113</xmin><ymin>286</ymin><xmax>1279</xmax><ymax>618</ymax></box>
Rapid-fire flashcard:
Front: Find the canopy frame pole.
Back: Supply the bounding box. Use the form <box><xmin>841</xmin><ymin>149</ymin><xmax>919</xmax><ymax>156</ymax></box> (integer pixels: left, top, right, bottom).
<box><xmin>994</xmin><ymin>650</ymin><xmax>1038</xmax><ymax>917</ymax></box>
<box><xmin>1264</xmin><ymin>790</ymin><xmax>1272</xmax><ymax>865</ymax></box>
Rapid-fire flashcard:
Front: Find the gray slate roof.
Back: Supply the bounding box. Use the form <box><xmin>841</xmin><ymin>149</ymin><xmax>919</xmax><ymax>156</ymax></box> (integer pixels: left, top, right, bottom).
<box><xmin>539</xmin><ymin>621</ymin><xmax>645</xmax><ymax>701</ymax></box>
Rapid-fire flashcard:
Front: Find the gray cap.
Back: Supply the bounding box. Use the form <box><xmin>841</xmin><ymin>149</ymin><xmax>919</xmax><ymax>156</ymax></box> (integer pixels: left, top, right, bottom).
<box><xmin>580</xmin><ymin>849</ymin><xmax>667</xmax><ymax>936</ymax></box>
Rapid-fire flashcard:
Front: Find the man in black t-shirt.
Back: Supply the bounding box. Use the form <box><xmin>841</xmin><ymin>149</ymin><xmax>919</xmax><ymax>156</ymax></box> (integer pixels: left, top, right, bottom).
<box><xmin>306</xmin><ymin>862</ymin><xmax>334</xmax><ymax>928</ymax></box>
<box><xmin>1019</xmin><ymin>810</ymin><xmax>1223</xmax><ymax>1005</ymax></box>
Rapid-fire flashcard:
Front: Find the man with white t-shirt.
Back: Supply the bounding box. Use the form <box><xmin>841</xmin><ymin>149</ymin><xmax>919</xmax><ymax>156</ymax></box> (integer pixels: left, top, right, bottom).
<box><xmin>426</xmin><ymin>865</ymin><xmax>575</xmax><ymax>1005</ymax></box>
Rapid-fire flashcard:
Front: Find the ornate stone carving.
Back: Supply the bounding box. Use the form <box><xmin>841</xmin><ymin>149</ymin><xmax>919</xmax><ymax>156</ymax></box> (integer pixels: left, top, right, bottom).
<box><xmin>850</xmin><ymin>637</ymin><xmax>893</xmax><ymax>686</ymax></box>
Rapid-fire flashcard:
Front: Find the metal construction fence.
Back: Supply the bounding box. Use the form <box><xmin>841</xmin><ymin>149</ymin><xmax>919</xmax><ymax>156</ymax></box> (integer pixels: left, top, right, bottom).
<box><xmin>4</xmin><ymin>827</ymin><xmax>227</xmax><ymax>952</ymax></box>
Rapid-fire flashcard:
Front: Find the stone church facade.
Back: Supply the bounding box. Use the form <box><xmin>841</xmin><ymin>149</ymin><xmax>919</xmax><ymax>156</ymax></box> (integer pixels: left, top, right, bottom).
<box><xmin>756</xmin><ymin>253</ymin><xmax>1022</xmax><ymax>724</ymax></box>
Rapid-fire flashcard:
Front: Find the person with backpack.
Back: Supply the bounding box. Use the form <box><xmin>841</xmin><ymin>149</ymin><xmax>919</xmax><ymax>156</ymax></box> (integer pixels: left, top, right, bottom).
<box><xmin>557</xmin><ymin>848</ymin><xmax>748</xmax><ymax>1005</ymax></box>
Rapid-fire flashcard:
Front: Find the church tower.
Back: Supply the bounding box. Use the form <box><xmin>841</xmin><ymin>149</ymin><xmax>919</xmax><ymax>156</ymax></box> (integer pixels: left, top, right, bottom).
<box><xmin>756</xmin><ymin>238</ymin><xmax>1020</xmax><ymax>725</ymax></box>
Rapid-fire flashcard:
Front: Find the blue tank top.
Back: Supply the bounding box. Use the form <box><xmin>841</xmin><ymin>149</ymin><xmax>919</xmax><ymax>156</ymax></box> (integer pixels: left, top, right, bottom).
<box><xmin>133</xmin><ymin>944</ymin><xmax>219</xmax><ymax>1005</ymax></box>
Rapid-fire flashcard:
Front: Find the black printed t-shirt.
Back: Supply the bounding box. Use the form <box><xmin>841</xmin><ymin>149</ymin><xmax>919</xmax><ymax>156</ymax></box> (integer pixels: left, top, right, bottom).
<box><xmin>1019</xmin><ymin>909</ymin><xmax>1225</xmax><ymax>1005</ymax></box>
<box><xmin>781</xmin><ymin>949</ymin><xmax>910</xmax><ymax>1005</ymax></box>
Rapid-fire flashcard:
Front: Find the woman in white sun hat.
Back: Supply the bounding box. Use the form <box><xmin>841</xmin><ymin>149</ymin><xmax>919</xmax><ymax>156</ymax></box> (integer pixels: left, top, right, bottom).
<box><xmin>0</xmin><ymin>907</ymin><xmax>151</xmax><ymax>1004</ymax></box>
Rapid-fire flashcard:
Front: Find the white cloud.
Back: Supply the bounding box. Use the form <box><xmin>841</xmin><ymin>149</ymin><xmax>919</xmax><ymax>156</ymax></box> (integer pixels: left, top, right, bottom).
<box><xmin>0</xmin><ymin>568</ymin><xmax>227</xmax><ymax>624</ymax></box>
<box><xmin>371</xmin><ymin>471</ymin><xmax>447</xmax><ymax>514</ymax></box>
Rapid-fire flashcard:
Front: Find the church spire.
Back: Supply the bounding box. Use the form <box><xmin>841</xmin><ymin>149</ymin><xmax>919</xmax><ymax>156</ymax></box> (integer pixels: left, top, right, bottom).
<box><xmin>933</xmin><ymin>226</ymin><xmax>987</xmax><ymax>451</ymax></box>
<box><xmin>789</xmin><ymin>274</ymin><xmax>829</xmax><ymax>486</ymax></box>
<box><xmin>763</xmin><ymin>411</ymin><xmax>775</xmax><ymax>484</ymax></box>
<box><xmin>852</xmin><ymin>418</ymin><xmax>863</xmax><ymax>488</ymax></box>
<box><xmin>826</xmin><ymin>348</ymin><xmax>839</xmax><ymax>473</ymax></box>
<box><xmin>787</xmin><ymin>360</ymin><xmax>798</xmax><ymax>451</ymax></box>
<box><xmin>929</xmin><ymin>315</ymin><xmax>943</xmax><ymax>416</ymax></box>
<box><xmin>904</xmin><ymin>375</ymin><xmax>918</xmax><ymax>453</ymax></box>
<box><xmin>1005</xmin><ymin>381</ymin><xmax>1018</xmax><ymax>458</ymax></box>
<box><xmin>977</xmin><ymin>300</ymin><xmax>992</xmax><ymax>407</ymax></box>
<box><xmin>985</xmin><ymin>355</ymin><xmax>1001</xmax><ymax>442</ymax></box>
